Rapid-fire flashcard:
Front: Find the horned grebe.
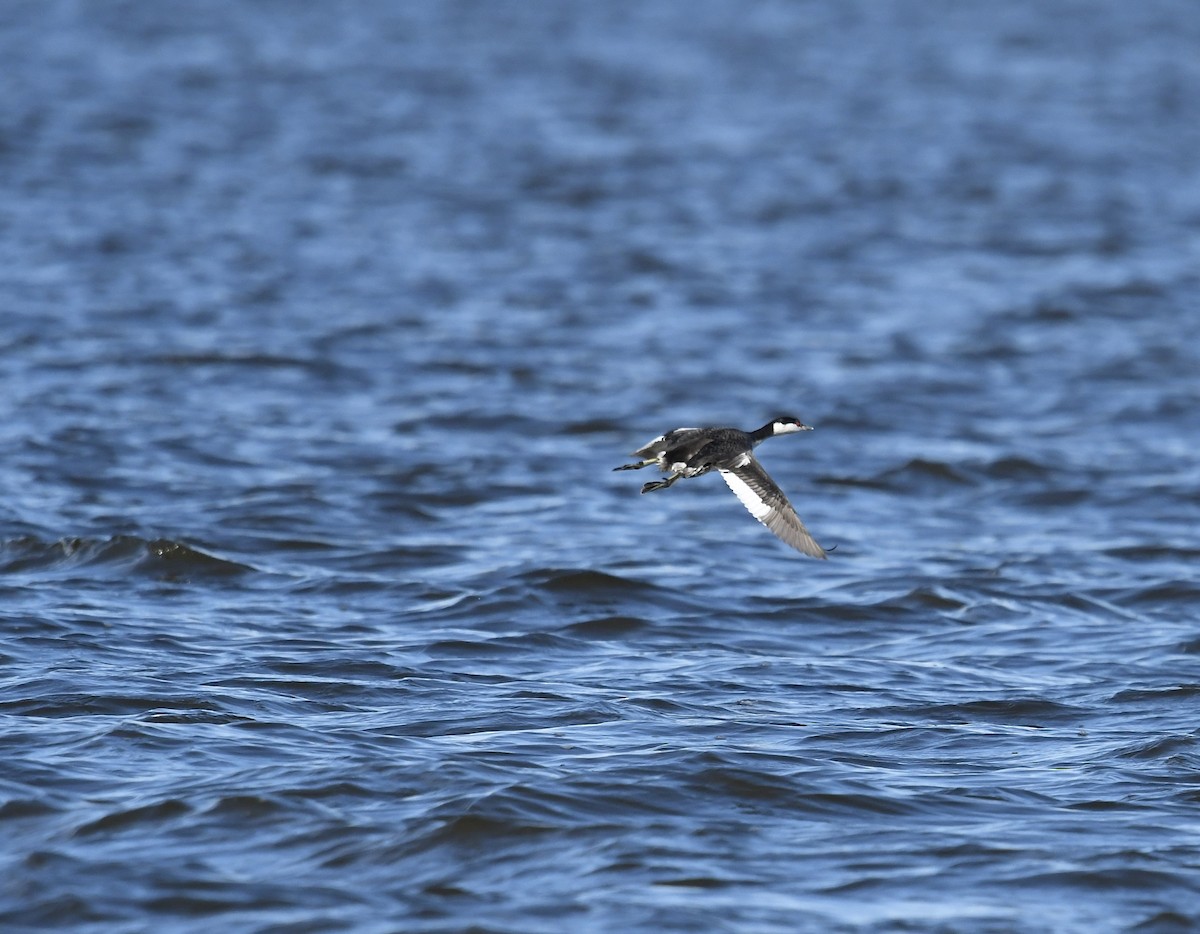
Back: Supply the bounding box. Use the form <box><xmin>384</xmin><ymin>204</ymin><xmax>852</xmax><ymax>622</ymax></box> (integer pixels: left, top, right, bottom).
<box><xmin>614</xmin><ymin>416</ymin><xmax>828</xmax><ymax>558</ymax></box>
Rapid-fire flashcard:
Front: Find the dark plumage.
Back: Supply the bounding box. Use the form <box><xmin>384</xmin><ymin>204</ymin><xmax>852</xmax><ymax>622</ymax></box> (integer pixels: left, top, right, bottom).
<box><xmin>614</xmin><ymin>416</ymin><xmax>827</xmax><ymax>558</ymax></box>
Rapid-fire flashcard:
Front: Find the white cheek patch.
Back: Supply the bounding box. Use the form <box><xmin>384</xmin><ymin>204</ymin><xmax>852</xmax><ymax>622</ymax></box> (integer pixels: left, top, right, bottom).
<box><xmin>720</xmin><ymin>470</ymin><xmax>772</xmax><ymax>520</ymax></box>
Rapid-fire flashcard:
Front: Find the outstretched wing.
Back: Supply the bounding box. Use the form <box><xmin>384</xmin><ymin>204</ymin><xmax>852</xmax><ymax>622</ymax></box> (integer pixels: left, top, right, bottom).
<box><xmin>719</xmin><ymin>458</ymin><xmax>827</xmax><ymax>558</ymax></box>
<box><xmin>632</xmin><ymin>427</ymin><xmax>702</xmax><ymax>459</ymax></box>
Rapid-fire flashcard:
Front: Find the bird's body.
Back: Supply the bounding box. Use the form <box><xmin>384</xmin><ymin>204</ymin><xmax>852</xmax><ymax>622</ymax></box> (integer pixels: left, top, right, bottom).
<box><xmin>614</xmin><ymin>416</ymin><xmax>827</xmax><ymax>558</ymax></box>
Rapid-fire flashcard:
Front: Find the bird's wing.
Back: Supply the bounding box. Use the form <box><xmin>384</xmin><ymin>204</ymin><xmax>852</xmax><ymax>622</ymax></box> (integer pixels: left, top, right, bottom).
<box><xmin>632</xmin><ymin>427</ymin><xmax>702</xmax><ymax>458</ymax></box>
<box><xmin>719</xmin><ymin>458</ymin><xmax>827</xmax><ymax>558</ymax></box>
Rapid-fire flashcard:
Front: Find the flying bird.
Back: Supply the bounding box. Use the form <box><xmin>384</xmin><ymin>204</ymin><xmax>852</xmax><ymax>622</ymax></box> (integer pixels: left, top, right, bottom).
<box><xmin>614</xmin><ymin>416</ymin><xmax>828</xmax><ymax>558</ymax></box>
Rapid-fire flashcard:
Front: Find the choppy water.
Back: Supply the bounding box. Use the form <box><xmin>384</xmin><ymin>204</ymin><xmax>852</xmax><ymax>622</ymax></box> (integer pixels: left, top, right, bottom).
<box><xmin>3</xmin><ymin>2</ymin><xmax>1200</xmax><ymax>931</ymax></box>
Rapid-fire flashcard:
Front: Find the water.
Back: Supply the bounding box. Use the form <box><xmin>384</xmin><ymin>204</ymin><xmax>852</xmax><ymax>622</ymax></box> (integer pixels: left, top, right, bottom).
<box><xmin>3</xmin><ymin>2</ymin><xmax>1200</xmax><ymax>931</ymax></box>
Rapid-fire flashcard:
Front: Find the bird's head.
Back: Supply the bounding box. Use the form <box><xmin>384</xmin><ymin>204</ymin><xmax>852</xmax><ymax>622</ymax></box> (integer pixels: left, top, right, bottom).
<box><xmin>770</xmin><ymin>415</ymin><xmax>813</xmax><ymax>435</ymax></box>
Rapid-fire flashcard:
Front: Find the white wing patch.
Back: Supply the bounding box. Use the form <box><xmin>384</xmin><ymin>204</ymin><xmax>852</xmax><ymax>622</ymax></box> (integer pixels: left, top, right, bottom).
<box><xmin>720</xmin><ymin>469</ymin><xmax>772</xmax><ymax>519</ymax></box>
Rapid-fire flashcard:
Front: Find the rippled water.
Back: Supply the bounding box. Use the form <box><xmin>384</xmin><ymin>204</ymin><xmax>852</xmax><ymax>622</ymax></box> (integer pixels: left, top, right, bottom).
<box><xmin>3</xmin><ymin>2</ymin><xmax>1200</xmax><ymax>931</ymax></box>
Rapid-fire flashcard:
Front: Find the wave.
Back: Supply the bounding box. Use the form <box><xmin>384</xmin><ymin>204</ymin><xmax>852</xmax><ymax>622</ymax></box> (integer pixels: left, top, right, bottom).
<box><xmin>0</xmin><ymin>535</ymin><xmax>254</xmax><ymax>580</ymax></box>
<box><xmin>822</xmin><ymin>454</ymin><xmax>1056</xmax><ymax>493</ymax></box>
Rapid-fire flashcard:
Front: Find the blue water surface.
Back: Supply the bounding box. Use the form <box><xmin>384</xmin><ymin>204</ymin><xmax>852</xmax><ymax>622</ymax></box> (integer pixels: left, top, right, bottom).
<box><xmin>3</xmin><ymin>2</ymin><xmax>1200</xmax><ymax>932</ymax></box>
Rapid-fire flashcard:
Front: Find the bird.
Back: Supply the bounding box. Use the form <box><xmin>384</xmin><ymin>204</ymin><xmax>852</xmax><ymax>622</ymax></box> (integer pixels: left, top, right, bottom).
<box><xmin>614</xmin><ymin>416</ymin><xmax>828</xmax><ymax>558</ymax></box>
